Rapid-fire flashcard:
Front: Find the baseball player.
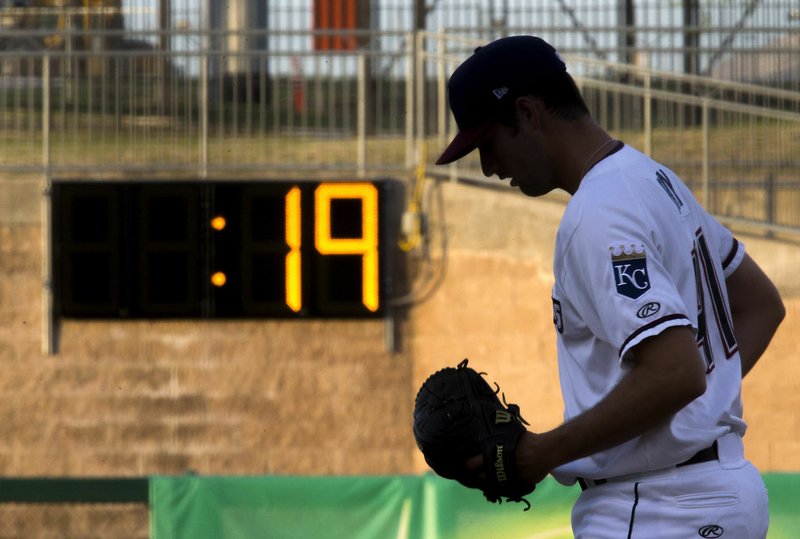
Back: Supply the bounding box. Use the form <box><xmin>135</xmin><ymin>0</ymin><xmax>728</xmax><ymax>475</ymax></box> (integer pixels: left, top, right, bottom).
<box><xmin>436</xmin><ymin>35</ymin><xmax>785</xmax><ymax>538</ymax></box>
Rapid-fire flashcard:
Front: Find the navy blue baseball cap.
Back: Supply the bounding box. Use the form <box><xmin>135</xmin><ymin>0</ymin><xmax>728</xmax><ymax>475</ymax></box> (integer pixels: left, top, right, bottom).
<box><xmin>436</xmin><ymin>35</ymin><xmax>567</xmax><ymax>165</ymax></box>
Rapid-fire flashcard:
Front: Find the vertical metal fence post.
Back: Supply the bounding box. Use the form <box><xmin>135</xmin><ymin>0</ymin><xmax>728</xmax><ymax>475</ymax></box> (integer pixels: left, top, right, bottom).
<box><xmin>41</xmin><ymin>55</ymin><xmax>54</xmax><ymax>355</ymax></box>
<box><xmin>415</xmin><ymin>31</ymin><xmax>425</xmax><ymax>157</ymax></box>
<box><xmin>701</xmin><ymin>98</ymin><xmax>710</xmax><ymax>210</ymax></box>
<box><xmin>42</xmin><ymin>55</ymin><xmax>51</xmax><ymax>171</ymax></box>
<box><xmin>405</xmin><ymin>32</ymin><xmax>415</xmax><ymax>170</ymax></box>
<box><xmin>357</xmin><ymin>53</ymin><xmax>367</xmax><ymax>178</ymax></box>
<box><xmin>435</xmin><ymin>30</ymin><xmax>457</xmax><ymax>183</ymax></box>
<box><xmin>200</xmin><ymin>50</ymin><xmax>209</xmax><ymax>179</ymax></box>
<box><xmin>766</xmin><ymin>172</ymin><xmax>776</xmax><ymax>231</ymax></box>
<box><xmin>436</xmin><ymin>29</ymin><xmax>447</xmax><ymax>162</ymax></box>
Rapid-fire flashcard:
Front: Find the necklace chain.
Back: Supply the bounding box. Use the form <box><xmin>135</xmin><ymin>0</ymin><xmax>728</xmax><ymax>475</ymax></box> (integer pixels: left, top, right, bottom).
<box><xmin>580</xmin><ymin>138</ymin><xmax>617</xmax><ymax>179</ymax></box>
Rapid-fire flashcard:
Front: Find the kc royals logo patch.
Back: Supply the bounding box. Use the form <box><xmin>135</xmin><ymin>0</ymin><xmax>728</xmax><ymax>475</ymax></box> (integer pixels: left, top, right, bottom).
<box><xmin>610</xmin><ymin>244</ymin><xmax>651</xmax><ymax>299</ymax></box>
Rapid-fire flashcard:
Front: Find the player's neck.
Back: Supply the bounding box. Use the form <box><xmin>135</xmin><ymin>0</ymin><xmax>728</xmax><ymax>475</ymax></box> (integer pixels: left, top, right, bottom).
<box><xmin>558</xmin><ymin>121</ymin><xmax>613</xmax><ymax>195</ymax></box>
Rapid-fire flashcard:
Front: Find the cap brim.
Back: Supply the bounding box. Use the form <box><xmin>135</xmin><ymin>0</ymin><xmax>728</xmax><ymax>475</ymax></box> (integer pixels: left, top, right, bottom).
<box><xmin>435</xmin><ymin>122</ymin><xmax>493</xmax><ymax>165</ymax></box>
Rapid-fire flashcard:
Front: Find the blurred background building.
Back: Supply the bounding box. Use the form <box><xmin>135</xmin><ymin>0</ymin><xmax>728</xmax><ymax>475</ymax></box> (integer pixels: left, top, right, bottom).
<box><xmin>1</xmin><ymin>1</ymin><xmax>799</xmax><ymax>87</ymax></box>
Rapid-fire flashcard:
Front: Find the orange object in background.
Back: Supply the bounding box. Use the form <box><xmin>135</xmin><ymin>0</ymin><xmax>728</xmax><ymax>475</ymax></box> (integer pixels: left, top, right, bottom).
<box><xmin>313</xmin><ymin>0</ymin><xmax>358</xmax><ymax>51</ymax></box>
<box><xmin>291</xmin><ymin>57</ymin><xmax>304</xmax><ymax>113</ymax></box>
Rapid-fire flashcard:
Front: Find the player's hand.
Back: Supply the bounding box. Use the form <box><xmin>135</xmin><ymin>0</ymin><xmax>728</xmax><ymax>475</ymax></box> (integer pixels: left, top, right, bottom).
<box><xmin>464</xmin><ymin>453</ymin><xmax>485</xmax><ymax>482</ymax></box>
<box><xmin>464</xmin><ymin>431</ymin><xmax>551</xmax><ymax>485</ymax></box>
<box><xmin>514</xmin><ymin>431</ymin><xmax>553</xmax><ymax>486</ymax></box>
<box><xmin>463</xmin><ymin>431</ymin><xmax>550</xmax><ymax>488</ymax></box>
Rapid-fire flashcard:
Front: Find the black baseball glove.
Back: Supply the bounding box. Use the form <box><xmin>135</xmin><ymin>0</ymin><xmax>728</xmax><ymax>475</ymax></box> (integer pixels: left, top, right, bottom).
<box><xmin>413</xmin><ymin>358</ymin><xmax>535</xmax><ymax>510</ymax></box>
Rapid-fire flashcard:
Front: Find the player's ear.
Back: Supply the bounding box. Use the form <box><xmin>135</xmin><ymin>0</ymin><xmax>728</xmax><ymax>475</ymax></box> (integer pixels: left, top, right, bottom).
<box><xmin>514</xmin><ymin>95</ymin><xmax>543</xmax><ymax>129</ymax></box>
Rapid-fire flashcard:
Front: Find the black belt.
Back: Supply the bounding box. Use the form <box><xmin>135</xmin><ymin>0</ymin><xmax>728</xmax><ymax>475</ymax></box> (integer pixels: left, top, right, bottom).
<box><xmin>578</xmin><ymin>441</ymin><xmax>719</xmax><ymax>491</ymax></box>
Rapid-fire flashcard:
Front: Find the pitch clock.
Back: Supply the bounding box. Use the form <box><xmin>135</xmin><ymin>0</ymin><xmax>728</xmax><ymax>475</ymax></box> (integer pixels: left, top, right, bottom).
<box><xmin>51</xmin><ymin>179</ymin><xmax>402</xmax><ymax>318</ymax></box>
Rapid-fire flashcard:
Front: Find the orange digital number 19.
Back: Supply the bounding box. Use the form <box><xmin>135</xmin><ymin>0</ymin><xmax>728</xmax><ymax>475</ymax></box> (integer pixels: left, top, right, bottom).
<box><xmin>285</xmin><ymin>187</ymin><xmax>302</xmax><ymax>312</ymax></box>
<box><xmin>283</xmin><ymin>182</ymin><xmax>379</xmax><ymax>313</ymax></box>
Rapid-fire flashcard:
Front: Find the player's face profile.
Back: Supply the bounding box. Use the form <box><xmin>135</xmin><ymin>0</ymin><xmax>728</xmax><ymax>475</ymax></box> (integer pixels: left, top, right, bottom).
<box><xmin>478</xmin><ymin>122</ymin><xmax>555</xmax><ymax>197</ymax></box>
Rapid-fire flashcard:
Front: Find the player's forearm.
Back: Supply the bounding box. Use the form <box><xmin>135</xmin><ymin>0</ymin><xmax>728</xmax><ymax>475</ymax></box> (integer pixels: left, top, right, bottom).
<box><xmin>733</xmin><ymin>305</ymin><xmax>784</xmax><ymax>377</ymax></box>
<box><xmin>543</xmin><ymin>360</ymin><xmax>702</xmax><ymax>465</ymax></box>
<box><xmin>725</xmin><ymin>253</ymin><xmax>785</xmax><ymax>377</ymax></box>
<box><xmin>517</xmin><ymin>327</ymin><xmax>707</xmax><ymax>479</ymax></box>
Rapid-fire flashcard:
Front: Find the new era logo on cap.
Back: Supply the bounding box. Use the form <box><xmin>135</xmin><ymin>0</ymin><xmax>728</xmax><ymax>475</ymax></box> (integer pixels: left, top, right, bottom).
<box><xmin>492</xmin><ymin>87</ymin><xmax>509</xmax><ymax>99</ymax></box>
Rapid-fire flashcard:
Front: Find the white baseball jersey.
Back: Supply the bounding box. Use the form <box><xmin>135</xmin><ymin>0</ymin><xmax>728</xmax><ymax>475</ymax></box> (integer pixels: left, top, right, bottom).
<box><xmin>550</xmin><ymin>144</ymin><xmax>746</xmax><ymax>484</ymax></box>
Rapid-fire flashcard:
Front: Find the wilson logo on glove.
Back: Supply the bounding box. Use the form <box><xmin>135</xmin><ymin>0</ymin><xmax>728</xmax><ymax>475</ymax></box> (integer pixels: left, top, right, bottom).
<box><xmin>494</xmin><ymin>443</ymin><xmax>507</xmax><ymax>482</ymax></box>
<box><xmin>413</xmin><ymin>358</ymin><xmax>535</xmax><ymax>510</ymax></box>
<box><xmin>495</xmin><ymin>410</ymin><xmax>513</xmax><ymax>424</ymax></box>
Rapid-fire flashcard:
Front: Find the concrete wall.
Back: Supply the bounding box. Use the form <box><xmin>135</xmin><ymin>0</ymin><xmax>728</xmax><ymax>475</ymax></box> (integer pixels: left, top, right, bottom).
<box><xmin>1</xmin><ymin>176</ymin><xmax>415</xmax><ymax>476</ymax></box>
<box><xmin>1</xmin><ymin>175</ymin><xmax>798</xmax><ymax>477</ymax></box>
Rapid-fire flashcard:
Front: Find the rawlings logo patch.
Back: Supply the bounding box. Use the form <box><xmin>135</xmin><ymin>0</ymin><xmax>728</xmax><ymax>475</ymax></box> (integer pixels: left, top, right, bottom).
<box><xmin>610</xmin><ymin>244</ymin><xmax>650</xmax><ymax>299</ymax></box>
<box><xmin>637</xmin><ymin>301</ymin><xmax>661</xmax><ymax>319</ymax></box>
<box><xmin>698</xmin><ymin>525</ymin><xmax>724</xmax><ymax>538</ymax></box>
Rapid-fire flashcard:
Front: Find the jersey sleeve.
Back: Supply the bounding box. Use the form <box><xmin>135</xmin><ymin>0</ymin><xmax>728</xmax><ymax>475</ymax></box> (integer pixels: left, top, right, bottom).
<box><xmin>559</xmin><ymin>202</ymin><xmax>694</xmax><ymax>368</ymax></box>
<box><xmin>699</xmin><ymin>210</ymin><xmax>745</xmax><ymax>279</ymax></box>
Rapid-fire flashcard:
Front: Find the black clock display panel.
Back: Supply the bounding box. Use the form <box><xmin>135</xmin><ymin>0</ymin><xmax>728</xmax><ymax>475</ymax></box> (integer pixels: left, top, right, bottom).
<box><xmin>52</xmin><ymin>180</ymin><xmax>393</xmax><ymax>318</ymax></box>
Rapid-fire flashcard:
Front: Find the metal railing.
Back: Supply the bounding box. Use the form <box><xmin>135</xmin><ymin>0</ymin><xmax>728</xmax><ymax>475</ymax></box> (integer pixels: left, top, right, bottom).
<box><xmin>1</xmin><ymin>29</ymin><xmax>799</xmax><ymax>235</ymax></box>
<box><xmin>1</xmin><ymin>33</ymin><xmax>418</xmax><ymax>179</ymax></box>
<box><xmin>423</xmin><ymin>32</ymin><xmax>800</xmax><ymax>236</ymax></box>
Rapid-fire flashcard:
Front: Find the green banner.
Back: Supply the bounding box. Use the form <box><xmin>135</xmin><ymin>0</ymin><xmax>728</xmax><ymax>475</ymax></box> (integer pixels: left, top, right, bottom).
<box><xmin>151</xmin><ymin>473</ymin><xmax>799</xmax><ymax>538</ymax></box>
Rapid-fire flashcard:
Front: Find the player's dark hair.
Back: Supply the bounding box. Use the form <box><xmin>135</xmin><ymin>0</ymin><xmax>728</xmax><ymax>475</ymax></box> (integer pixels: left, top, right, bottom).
<box><xmin>497</xmin><ymin>71</ymin><xmax>590</xmax><ymax>126</ymax></box>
